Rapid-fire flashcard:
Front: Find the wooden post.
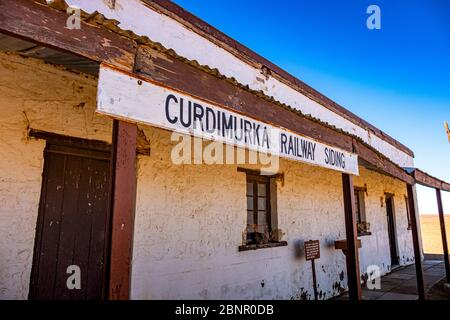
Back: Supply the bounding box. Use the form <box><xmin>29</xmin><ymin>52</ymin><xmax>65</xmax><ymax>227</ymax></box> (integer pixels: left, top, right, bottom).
<box><xmin>436</xmin><ymin>188</ymin><xmax>450</xmax><ymax>283</ymax></box>
<box><xmin>108</xmin><ymin>120</ymin><xmax>137</xmax><ymax>300</ymax></box>
<box><xmin>406</xmin><ymin>184</ymin><xmax>425</xmax><ymax>300</ymax></box>
<box><xmin>341</xmin><ymin>173</ymin><xmax>362</xmax><ymax>300</ymax></box>
<box><xmin>311</xmin><ymin>259</ymin><xmax>318</xmax><ymax>300</ymax></box>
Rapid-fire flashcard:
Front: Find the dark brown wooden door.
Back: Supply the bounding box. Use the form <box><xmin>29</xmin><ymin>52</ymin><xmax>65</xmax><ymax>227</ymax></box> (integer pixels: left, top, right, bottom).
<box><xmin>385</xmin><ymin>195</ymin><xmax>399</xmax><ymax>266</ymax></box>
<box><xmin>29</xmin><ymin>139</ymin><xmax>111</xmax><ymax>300</ymax></box>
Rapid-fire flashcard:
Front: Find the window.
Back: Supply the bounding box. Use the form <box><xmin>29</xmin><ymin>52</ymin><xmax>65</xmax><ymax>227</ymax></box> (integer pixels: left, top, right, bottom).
<box><xmin>354</xmin><ymin>187</ymin><xmax>371</xmax><ymax>235</ymax></box>
<box><xmin>246</xmin><ymin>174</ymin><xmax>271</xmax><ymax>245</ymax></box>
<box><xmin>405</xmin><ymin>196</ymin><xmax>412</xmax><ymax>230</ymax></box>
<box><xmin>238</xmin><ymin>169</ymin><xmax>287</xmax><ymax>251</ymax></box>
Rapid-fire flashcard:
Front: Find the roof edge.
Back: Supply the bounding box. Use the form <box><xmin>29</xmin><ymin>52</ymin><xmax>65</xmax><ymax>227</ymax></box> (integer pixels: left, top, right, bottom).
<box><xmin>144</xmin><ymin>0</ymin><xmax>414</xmax><ymax>158</ymax></box>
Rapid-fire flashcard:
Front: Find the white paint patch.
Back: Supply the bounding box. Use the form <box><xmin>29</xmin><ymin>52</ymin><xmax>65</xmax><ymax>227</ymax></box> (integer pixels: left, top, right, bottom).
<box><xmin>68</xmin><ymin>0</ymin><xmax>414</xmax><ymax>168</ymax></box>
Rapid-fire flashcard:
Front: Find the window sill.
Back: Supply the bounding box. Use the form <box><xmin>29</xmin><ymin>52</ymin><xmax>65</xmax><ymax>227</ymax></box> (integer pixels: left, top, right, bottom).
<box><xmin>238</xmin><ymin>241</ymin><xmax>288</xmax><ymax>252</ymax></box>
<box><xmin>357</xmin><ymin>231</ymin><xmax>372</xmax><ymax>237</ymax></box>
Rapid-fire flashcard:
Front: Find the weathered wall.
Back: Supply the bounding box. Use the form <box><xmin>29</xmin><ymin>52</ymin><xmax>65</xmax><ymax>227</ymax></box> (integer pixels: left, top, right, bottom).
<box><xmin>0</xmin><ymin>52</ymin><xmax>110</xmax><ymax>299</ymax></box>
<box><xmin>131</xmin><ymin>128</ymin><xmax>415</xmax><ymax>300</ymax></box>
<box><xmin>0</xmin><ymin>52</ymin><xmax>415</xmax><ymax>300</ymax></box>
<box><xmin>354</xmin><ymin>168</ymin><xmax>414</xmax><ymax>278</ymax></box>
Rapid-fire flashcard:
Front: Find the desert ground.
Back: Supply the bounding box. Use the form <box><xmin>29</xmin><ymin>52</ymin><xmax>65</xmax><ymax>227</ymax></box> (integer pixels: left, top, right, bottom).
<box><xmin>420</xmin><ymin>214</ymin><xmax>450</xmax><ymax>254</ymax></box>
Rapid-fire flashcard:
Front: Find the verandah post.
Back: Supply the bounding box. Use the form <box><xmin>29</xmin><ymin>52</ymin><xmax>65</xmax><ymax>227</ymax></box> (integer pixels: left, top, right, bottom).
<box><xmin>108</xmin><ymin>119</ymin><xmax>138</xmax><ymax>300</ymax></box>
<box><xmin>406</xmin><ymin>183</ymin><xmax>425</xmax><ymax>300</ymax></box>
<box><xmin>341</xmin><ymin>173</ymin><xmax>362</xmax><ymax>300</ymax></box>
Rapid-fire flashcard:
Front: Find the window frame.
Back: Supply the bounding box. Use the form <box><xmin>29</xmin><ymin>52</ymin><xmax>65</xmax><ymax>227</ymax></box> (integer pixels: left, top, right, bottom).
<box><xmin>246</xmin><ymin>173</ymin><xmax>272</xmax><ymax>245</ymax></box>
<box><xmin>354</xmin><ymin>187</ymin><xmax>371</xmax><ymax>236</ymax></box>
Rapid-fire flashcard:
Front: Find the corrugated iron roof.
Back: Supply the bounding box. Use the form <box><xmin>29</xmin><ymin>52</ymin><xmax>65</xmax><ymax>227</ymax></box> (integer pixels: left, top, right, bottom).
<box><xmin>3</xmin><ymin>0</ymin><xmax>418</xmax><ymax>179</ymax></box>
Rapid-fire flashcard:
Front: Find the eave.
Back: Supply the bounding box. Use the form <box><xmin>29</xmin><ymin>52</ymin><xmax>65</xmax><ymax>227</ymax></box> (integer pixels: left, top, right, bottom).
<box><xmin>0</xmin><ymin>0</ymin><xmax>423</xmax><ymax>185</ymax></box>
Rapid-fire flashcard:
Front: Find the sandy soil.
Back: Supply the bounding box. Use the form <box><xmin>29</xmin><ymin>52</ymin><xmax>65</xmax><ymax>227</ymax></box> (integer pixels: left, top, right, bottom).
<box><xmin>420</xmin><ymin>215</ymin><xmax>450</xmax><ymax>254</ymax></box>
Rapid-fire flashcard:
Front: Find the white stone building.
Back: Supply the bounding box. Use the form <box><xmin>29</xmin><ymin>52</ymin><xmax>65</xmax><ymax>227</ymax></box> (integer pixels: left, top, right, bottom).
<box><xmin>1</xmin><ymin>0</ymin><xmax>449</xmax><ymax>300</ymax></box>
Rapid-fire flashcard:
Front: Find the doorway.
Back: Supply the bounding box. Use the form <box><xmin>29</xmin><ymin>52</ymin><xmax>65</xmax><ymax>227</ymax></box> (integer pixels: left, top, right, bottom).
<box><xmin>29</xmin><ymin>135</ymin><xmax>111</xmax><ymax>300</ymax></box>
<box><xmin>385</xmin><ymin>194</ymin><xmax>399</xmax><ymax>266</ymax></box>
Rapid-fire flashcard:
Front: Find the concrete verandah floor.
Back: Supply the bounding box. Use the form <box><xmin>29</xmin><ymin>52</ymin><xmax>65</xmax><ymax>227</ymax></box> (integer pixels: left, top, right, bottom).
<box><xmin>339</xmin><ymin>259</ymin><xmax>446</xmax><ymax>300</ymax></box>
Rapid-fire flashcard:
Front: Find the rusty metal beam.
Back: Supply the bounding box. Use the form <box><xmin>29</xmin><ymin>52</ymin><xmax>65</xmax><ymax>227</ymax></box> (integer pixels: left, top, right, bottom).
<box><xmin>406</xmin><ymin>184</ymin><xmax>425</xmax><ymax>300</ymax></box>
<box><xmin>342</xmin><ymin>173</ymin><xmax>362</xmax><ymax>300</ymax></box>
<box><xmin>108</xmin><ymin>120</ymin><xmax>137</xmax><ymax>300</ymax></box>
<box><xmin>436</xmin><ymin>189</ymin><xmax>450</xmax><ymax>283</ymax></box>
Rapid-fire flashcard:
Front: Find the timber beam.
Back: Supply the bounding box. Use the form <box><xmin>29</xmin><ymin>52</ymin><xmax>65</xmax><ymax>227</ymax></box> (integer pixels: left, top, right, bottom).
<box><xmin>108</xmin><ymin>120</ymin><xmax>137</xmax><ymax>300</ymax></box>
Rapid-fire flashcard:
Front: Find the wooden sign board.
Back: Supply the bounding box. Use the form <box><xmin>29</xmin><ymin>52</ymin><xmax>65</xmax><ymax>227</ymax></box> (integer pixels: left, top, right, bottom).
<box><xmin>305</xmin><ymin>240</ymin><xmax>320</xmax><ymax>261</ymax></box>
<box><xmin>97</xmin><ymin>65</ymin><xmax>359</xmax><ymax>175</ymax></box>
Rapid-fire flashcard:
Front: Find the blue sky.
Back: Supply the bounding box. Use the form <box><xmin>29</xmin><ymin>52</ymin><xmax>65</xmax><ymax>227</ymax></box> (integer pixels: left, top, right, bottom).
<box><xmin>174</xmin><ymin>0</ymin><xmax>450</xmax><ymax>214</ymax></box>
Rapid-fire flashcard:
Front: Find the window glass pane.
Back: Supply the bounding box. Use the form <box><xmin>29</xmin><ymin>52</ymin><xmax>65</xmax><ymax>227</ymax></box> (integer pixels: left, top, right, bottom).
<box><xmin>258</xmin><ymin>183</ymin><xmax>266</xmax><ymax>196</ymax></box>
<box><xmin>247</xmin><ymin>196</ymin><xmax>254</xmax><ymax>210</ymax></box>
<box><xmin>247</xmin><ymin>210</ymin><xmax>254</xmax><ymax>227</ymax></box>
<box><xmin>246</xmin><ymin>182</ymin><xmax>253</xmax><ymax>196</ymax></box>
<box><xmin>256</xmin><ymin>211</ymin><xmax>267</xmax><ymax>234</ymax></box>
<box><xmin>257</xmin><ymin>197</ymin><xmax>266</xmax><ymax>211</ymax></box>
<box><xmin>257</xmin><ymin>211</ymin><xmax>267</xmax><ymax>225</ymax></box>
